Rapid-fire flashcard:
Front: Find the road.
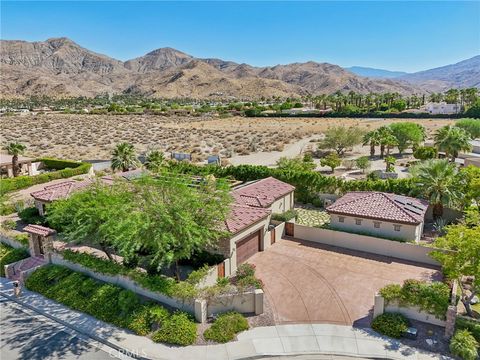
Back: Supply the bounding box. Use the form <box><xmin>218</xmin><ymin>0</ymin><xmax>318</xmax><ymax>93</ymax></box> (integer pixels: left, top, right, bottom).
<box><xmin>0</xmin><ymin>297</ymin><xmax>132</xmax><ymax>360</ymax></box>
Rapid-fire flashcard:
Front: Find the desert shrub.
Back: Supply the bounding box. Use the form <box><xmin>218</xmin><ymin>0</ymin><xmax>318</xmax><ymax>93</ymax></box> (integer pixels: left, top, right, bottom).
<box><xmin>18</xmin><ymin>207</ymin><xmax>45</xmax><ymax>225</ymax></box>
<box><xmin>1</xmin><ymin>219</ymin><xmax>16</xmax><ymax>230</ymax></box>
<box><xmin>0</xmin><ymin>243</ymin><xmax>29</xmax><ymax>277</ymax></box>
<box><xmin>371</xmin><ymin>313</ymin><xmax>409</xmax><ymax>338</ymax></box>
<box><xmin>450</xmin><ymin>329</ymin><xmax>479</xmax><ymax>360</ymax></box>
<box><xmin>379</xmin><ymin>279</ymin><xmax>450</xmax><ymax>319</ymax></box>
<box><xmin>413</xmin><ymin>146</ymin><xmax>438</xmax><ymax>160</ymax></box>
<box><xmin>151</xmin><ymin>312</ymin><xmax>197</xmax><ymax>346</ymax></box>
<box><xmin>271</xmin><ymin>209</ymin><xmax>297</xmax><ymax>222</ymax></box>
<box><xmin>204</xmin><ymin>312</ymin><xmax>249</xmax><ymax>343</ymax></box>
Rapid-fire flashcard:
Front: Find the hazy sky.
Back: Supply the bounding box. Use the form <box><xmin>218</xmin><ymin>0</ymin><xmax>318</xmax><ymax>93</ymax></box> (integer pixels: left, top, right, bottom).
<box><xmin>2</xmin><ymin>1</ymin><xmax>479</xmax><ymax>72</ymax></box>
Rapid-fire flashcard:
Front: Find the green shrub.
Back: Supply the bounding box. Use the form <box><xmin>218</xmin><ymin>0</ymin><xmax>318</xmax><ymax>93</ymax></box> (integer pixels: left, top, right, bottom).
<box><xmin>450</xmin><ymin>329</ymin><xmax>479</xmax><ymax>360</ymax></box>
<box><xmin>1</xmin><ymin>219</ymin><xmax>16</xmax><ymax>230</ymax></box>
<box><xmin>0</xmin><ymin>161</ymin><xmax>91</xmax><ymax>195</ymax></box>
<box><xmin>61</xmin><ymin>249</ymin><xmax>127</xmax><ymax>276</ymax></box>
<box><xmin>271</xmin><ymin>209</ymin><xmax>297</xmax><ymax>222</ymax></box>
<box><xmin>0</xmin><ymin>202</ymin><xmax>16</xmax><ymax>216</ymax></box>
<box><xmin>456</xmin><ymin>317</ymin><xmax>480</xmax><ymax>343</ymax></box>
<box><xmin>186</xmin><ymin>264</ymin><xmax>210</xmax><ymax>285</ymax></box>
<box><xmin>372</xmin><ymin>313</ymin><xmax>409</xmax><ymax>338</ymax></box>
<box><xmin>413</xmin><ymin>146</ymin><xmax>438</xmax><ymax>160</ymax></box>
<box><xmin>40</xmin><ymin>158</ymin><xmax>85</xmax><ymax>170</ymax></box>
<box><xmin>14</xmin><ymin>234</ymin><xmax>29</xmax><ymax>247</ymax></box>
<box><xmin>0</xmin><ymin>243</ymin><xmax>29</xmax><ymax>277</ymax></box>
<box><xmin>237</xmin><ymin>275</ymin><xmax>263</xmax><ymax>290</ymax></box>
<box><xmin>204</xmin><ymin>312</ymin><xmax>249</xmax><ymax>343</ymax></box>
<box><xmin>236</xmin><ymin>263</ymin><xmax>256</xmax><ymax>279</ymax></box>
<box><xmin>379</xmin><ymin>279</ymin><xmax>450</xmax><ymax>319</ymax></box>
<box><xmin>18</xmin><ymin>207</ymin><xmax>45</xmax><ymax>225</ymax></box>
<box><xmin>152</xmin><ymin>312</ymin><xmax>197</xmax><ymax>346</ymax></box>
<box><xmin>127</xmin><ymin>304</ymin><xmax>170</xmax><ymax>336</ymax></box>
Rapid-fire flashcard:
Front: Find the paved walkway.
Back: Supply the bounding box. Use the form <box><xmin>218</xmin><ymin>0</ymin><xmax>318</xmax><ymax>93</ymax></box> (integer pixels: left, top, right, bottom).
<box><xmin>249</xmin><ymin>239</ymin><xmax>442</xmax><ymax>326</ymax></box>
<box><xmin>0</xmin><ymin>278</ymin><xmax>448</xmax><ymax>360</ymax></box>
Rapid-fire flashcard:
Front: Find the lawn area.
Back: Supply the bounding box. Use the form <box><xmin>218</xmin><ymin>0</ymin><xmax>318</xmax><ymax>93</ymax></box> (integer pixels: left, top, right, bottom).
<box><xmin>295</xmin><ymin>206</ymin><xmax>330</xmax><ymax>227</ymax></box>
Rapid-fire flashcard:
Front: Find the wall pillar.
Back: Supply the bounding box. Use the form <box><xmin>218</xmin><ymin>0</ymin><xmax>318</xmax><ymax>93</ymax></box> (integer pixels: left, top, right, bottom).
<box><xmin>7</xmin><ymin>166</ymin><xmax>13</xmax><ymax>178</ymax></box>
<box><xmin>373</xmin><ymin>293</ymin><xmax>385</xmax><ymax>319</ymax></box>
<box><xmin>254</xmin><ymin>289</ymin><xmax>264</xmax><ymax>315</ymax></box>
<box><xmin>194</xmin><ymin>299</ymin><xmax>207</xmax><ymax>323</ymax></box>
<box><xmin>444</xmin><ymin>305</ymin><xmax>457</xmax><ymax>339</ymax></box>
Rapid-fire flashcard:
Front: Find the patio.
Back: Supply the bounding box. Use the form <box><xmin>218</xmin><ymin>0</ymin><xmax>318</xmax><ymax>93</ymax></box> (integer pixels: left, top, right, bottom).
<box><xmin>295</xmin><ymin>206</ymin><xmax>330</xmax><ymax>227</ymax></box>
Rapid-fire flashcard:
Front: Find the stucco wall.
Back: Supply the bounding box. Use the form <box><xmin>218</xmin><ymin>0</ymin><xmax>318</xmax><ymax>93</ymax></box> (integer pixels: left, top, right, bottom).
<box><xmin>293</xmin><ymin>224</ymin><xmax>440</xmax><ymax>266</ymax></box>
<box><xmin>208</xmin><ymin>289</ymin><xmax>263</xmax><ymax>316</ymax></box>
<box><xmin>270</xmin><ymin>192</ymin><xmax>294</xmax><ymax>214</ymax></box>
<box><xmin>329</xmin><ymin>215</ymin><xmax>421</xmax><ymax>242</ymax></box>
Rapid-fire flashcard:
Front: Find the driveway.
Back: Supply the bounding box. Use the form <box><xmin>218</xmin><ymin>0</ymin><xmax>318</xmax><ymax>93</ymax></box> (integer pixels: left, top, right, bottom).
<box><xmin>249</xmin><ymin>239</ymin><xmax>442</xmax><ymax>326</ymax></box>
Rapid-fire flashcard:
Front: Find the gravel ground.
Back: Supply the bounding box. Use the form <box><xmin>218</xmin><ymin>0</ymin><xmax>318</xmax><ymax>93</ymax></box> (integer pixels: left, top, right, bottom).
<box><xmin>395</xmin><ymin>319</ymin><xmax>451</xmax><ymax>356</ymax></box>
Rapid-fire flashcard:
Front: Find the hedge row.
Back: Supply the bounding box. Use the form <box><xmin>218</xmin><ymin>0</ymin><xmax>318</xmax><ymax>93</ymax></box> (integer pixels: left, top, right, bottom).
<box><xmin>38</xmin><ymin>158</ymin><xmax>86</xmax><ymax>170</ymax></box>
<box><xmin>0</xmin><ymin>161</ymin><xmax>91</xmax><ymax>195</ymax></box>
<box><xmin>379</xmin><ymin>279</ymin><xmax>451</xmax><ymax>319</ymax></box>
<box><xmin>456</xmin><ymin>316</ymin><xmax>480</xmax><ymax>343</ymax></box>
<box><xmin>0</xmin><ymin>243</ymin><xmax>29</xmax><ymax>277</ymax></box>
<box><xmin>25</xmin><ymin>265</ymin><xmax>197</xmax><ymax>345</ymax></box>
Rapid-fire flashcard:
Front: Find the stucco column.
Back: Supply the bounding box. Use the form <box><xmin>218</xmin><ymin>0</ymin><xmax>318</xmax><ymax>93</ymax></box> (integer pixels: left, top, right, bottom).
<box><xmin>373</xmin><ymin>293</ymin><xmax>385</xmax><ymax>319</ymax></box>
<box><xmin>254</xmin><ymin>289</ymin><xmax>264</xmax><ymax>315</ymax></box>
<box><xmin>7</xmin><ymin>166</ymin><xmax>13</xmax><ymax>178</ymax></box>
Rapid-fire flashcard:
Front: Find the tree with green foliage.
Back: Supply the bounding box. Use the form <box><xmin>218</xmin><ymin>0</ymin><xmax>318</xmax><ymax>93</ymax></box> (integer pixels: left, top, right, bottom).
<box><xmin>389</xmin><ymin>122</ymin><xmax>425</xmax><ymax>155</ymax></box>
<box><xmin>431</xmin><ymin>212</ymin><xmax>480</xmax><ymax>317</ymax></box>
<box><xmin>411</xmin><ymin>159</ymin><xmax>463</xmax><ymax>219</ymax></box>
<box><xmin>320</xmin><ymin>153</ymin><xmax>341</xmax><ymax>173</ymax></box>
<box><xmin>144</xmin><ymin>149</ymin><xmax>165</xmax><ymax>172</ymax></box>
<box><xmin>434</xmin><ymin>125</ymin><xmax>472</xmax><ymax>161</ymax></box>
<box><xmin>378</xmin><ymin>126</ymin><xmax>398</xmax><ymax>158</ymax></box>
<box><xmin>47</xmin><ymin>175</ymin><xmax>232</xmax><ymax>279</ymax></box>
<box><xmin>362</xmin><ymin>130</ymin><xmax>380</xmax><ymax>157</ymax></box>
<box><xmin>384</xmin><ymin>156</ymin><xmax>396</xmax><ymax>172</ymax></box>
<box><xmin>464</xmin><ymin>99</ymin><xmax>480</xmax><ymax>119</ymax></box>
<box><xmin>4</xmin><ymin>142</ymin><xmax>27</xmax><ymax>177</ymax></box>
<box><xmin>319</xmin><ymin>126</ymin><xmax>364</xmax><ymax>156</ymax></box>
<box><xmin>355</xmin><ymin>156</ymin><xmax>371</xmax><ymax>173</ymax></box>
<box><xmin>413</xmin><ymin>146</ymin><xmax>437</xmax><ymax>160</ymax></box>
<box><xmin>276</xmin><ymin>155</ymin><xmax>316</xmax><ymax>172</ymax></box>
<box><xmin>111</xmin><ymin>142</ymin><xmax>139</xmax><ymax>172</ymax></box>
<box><xmin>456</xmin><ymin>118</ymin><xmax>480</xmax><ymax>139</ymax></box>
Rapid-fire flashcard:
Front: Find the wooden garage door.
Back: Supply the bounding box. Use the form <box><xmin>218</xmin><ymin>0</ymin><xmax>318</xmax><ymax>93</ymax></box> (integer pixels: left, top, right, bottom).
<box><xmin>236</xmin><ymin>230</ymin><xmax>261</xmax><ymax>265</ymax></box>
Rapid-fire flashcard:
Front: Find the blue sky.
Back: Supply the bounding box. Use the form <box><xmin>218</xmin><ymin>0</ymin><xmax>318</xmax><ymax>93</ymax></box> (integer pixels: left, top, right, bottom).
<box><xmin>1</xmin><ymin>1</ymin><xmax>479</xmax><ymax>72</ymax></box>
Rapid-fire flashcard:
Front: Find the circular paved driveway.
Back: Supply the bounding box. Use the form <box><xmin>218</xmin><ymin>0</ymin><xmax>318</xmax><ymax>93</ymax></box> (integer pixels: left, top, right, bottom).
<box><xmin>248</xmin><ymin>239</ymin><xmax>442</xmax><ymax>326</ymax></box>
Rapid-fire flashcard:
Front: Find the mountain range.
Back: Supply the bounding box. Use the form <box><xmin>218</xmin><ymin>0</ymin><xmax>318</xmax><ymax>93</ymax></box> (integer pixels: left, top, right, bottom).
<box><xmin>1</xmin><ymin>37</ymin><xmax>478</xmax><ymax>99</ymax></box>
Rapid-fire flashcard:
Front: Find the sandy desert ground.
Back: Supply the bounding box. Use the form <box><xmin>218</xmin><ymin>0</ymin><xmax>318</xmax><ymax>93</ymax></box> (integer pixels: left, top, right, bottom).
<box><xmin>0</xmin><ymin>113</ymin><xmax>454</xmax><ymax>162</ymax></box>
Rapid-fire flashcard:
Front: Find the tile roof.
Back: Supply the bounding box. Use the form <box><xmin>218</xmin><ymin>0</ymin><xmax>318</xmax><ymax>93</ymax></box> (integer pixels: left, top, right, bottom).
<box><xmin>30</xmin><ymin>179</ymin><xmax>93</xmax><ymax>202</ymax></box>
<box><xmin>326</xmin><ymin>191</ymin><xmax>428</xmax><ymax>225</ymax></box>
<box><xmin>232</xmin><ymin>177</ymin><xmax>295</xmax><ymax>208</ymax></box>
<box><xmin>101</xmin><ymin>169</ymin><xmax>146</xmax><ymax>184</ymax></box>
<box><xmin>225</xmin><ymin>204</ymin><xmax>271</xmax><ymax>234</ymax></box>
<box><xmin>24</xmin><ymin>224</ymin><xmax>56</xmax><ymax>237</ymax></box>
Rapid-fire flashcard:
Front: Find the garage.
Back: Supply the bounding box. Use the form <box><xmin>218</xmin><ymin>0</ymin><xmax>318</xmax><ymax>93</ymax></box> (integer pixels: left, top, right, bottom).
<box><xmin>236</xmin><ymin>230</ymin><xmax>261</xmax><ymax>265</ymax></box>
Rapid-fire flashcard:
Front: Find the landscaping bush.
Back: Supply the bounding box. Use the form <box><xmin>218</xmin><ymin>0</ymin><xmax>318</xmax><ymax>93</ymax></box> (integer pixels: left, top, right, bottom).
<box><xmin>456</xmin><ymin>317</ymin><xmax>480</xmax><ymax>343</ymax></box>
<box><xmin>235</xmin><ymin>263</ymin><xmax>263</xmax><ymax>289</ymax></box>
<box><xmin>379</xmin><ymin>279</ymin><xmax>450</xmax><ymax>319</ymax></box>
<box><xmin>271</xmin><ymin>209</ymin><xmax>297</xmax><ymax>222</ymax></box>
<box><xmin>14</xmin><ymin>234</ymin><xmax>29</xmax><ymax>247</ymax></box>
<box><xmin>18</xmin><ymin>207</ymin><xmax>45</xmax><ymax>225</ymax></box>
<box><xmin>1</xmin><ymin>219</ymin><xmax>16</xmax><ymax>230</ymax></box>
<box><xmin>450</xmin><ymin>329</ymin><xmax>479</xmax><ymax>360</ymax></box>
<box><xmin>204</xmin><ymin>312</ymin><xmax>249</xmax><ymax>343</ymax></box>
<box><xmin>371</xmin><ymin>313</ymin><xmax>409</xmax><ymax>338</ymax></box>
<box><xmin>236</xmin><ymin>263</ymin><xmax>256</xmax><ymax>279</ymax></box>
<box><xmin>0</xmin><ymin>202</ymin><xmax>16</xmax><ymax>216</ymax></box>
<box><xmin>0</xmin><ymin>243</ymin><xmax>29</xmax><ymax>277</ymax></box>
<box><xmin>151</xmin><ymin>312</ymin><xmax>197</xmax><ymax>346</ymax></box>
<box><xmin>0</xmin><ymin>161</ymin><xmax>91</xmax><ymax>195</ymax></box>
<box><xmin>127</xmin><ymin>304</ymin><xmax>170</xmax><ymax>336</ymax></box>
<box><xmin>39</xmin><ymin>158</ymin><xmax>85</xmax><ymax>170</ymax></box>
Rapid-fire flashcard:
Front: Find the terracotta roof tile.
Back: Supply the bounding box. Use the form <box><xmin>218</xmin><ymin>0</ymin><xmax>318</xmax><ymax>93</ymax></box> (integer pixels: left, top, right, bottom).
<box><xmin>225</xmin><ymin>204</ymin><xmax>271</xmax><ymax>234</ymax></box>
<box><xmin>24</xmin><ymin>224</ymin><xmax>56</xmax><ymax>236</ymax></box>
<box><xmin>232</xmin><ymin>177</ymin><xmax>295</xmax><ymax>208</ymax></box>
<box><xmin>30</xmin><ymin>179</ymin><xmax>93</xmax><ymax>202</ymax></box>
<box><xmin>326</xmin><ymin>191</ymin><xmax>428</xmax><ymax>224</ymax></box>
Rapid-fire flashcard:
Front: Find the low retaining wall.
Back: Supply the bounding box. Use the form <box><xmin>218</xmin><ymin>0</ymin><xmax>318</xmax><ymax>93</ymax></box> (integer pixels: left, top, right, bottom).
<box><xmin>0</xmin><ymin>234</ymin><xmax>29</xmax><ymax>253</ymax></box>
<box><xmin>293</xmin><ymin>224</ymin><xmax>440</xmax><ymax>266</ymax></box>
<box><xmin>208</xmin><ymin>289</ymin><xmax>263</xmax><ymax>316</ymax></box>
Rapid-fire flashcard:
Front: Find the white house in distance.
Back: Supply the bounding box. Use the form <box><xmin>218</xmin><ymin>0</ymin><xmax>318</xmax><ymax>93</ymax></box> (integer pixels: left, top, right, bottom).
<box><xmin>326</xmin><ymin>192</ymin><xmax>428</xmax><ymax>242</ymax></box>
<box><xmin>425</xmin><ymin>102</ymin><xmax>461</xmax><ymax>115</ymax></box>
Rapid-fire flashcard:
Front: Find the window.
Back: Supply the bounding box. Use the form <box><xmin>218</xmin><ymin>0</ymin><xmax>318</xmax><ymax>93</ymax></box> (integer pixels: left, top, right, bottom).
<box><xmin>338</xmin><ymin>216</ymin><xmax>345</xmax><ymax>223</ymax></box>
<box><xmin>394</xmin><ymin>224</ymin><xmax>401</xmax><ymax>232</ymax></box>
<box><xmin>355</xmin><ymin>219</ymin><xmax>362</xmax><ymax>225</ymax></box>
<box><xmin>373</xmin><ymin>221</ymin><xmax>381</xmax><ymax>229</ymax></box>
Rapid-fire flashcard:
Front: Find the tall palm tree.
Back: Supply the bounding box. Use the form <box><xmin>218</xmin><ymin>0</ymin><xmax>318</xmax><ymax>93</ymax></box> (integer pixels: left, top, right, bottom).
<box><xmin>434</xmin><ymin>126</ymin><xmax>472</xmax><ymax>161</ymax></box>
<box><xmin>111</xmin><ymin>142</ymin><xmax>138</xmax><ymax>172</ymax></box>
<box><xmin>144</xmin><ymin>149</ymin><xmax>165</xmax><ymax>172</ymax></box>
<box><xmin>4</xmin><ymin>142</ymin><xmax>27</xmax><ymax>177</ymax></box>
<box><xmin>362</xmin><ymin>130</ymin><xmax>380</xmax><ymax>157</ymax></box>
<box><xmin>411</xmin><ymin>159</ymin><xmax>463</xmax><ymax>219</ymax></box>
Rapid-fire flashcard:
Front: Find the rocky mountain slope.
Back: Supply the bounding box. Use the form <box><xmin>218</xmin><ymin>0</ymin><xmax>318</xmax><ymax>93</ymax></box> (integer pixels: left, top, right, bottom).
<box><xmin>0</xmin><ymin>37</ymin><xmax>477</xmax><ymax>98</ymax></box>
<box><xmin>345</xmin><ymin>66</ymin><xmax>408</xmax><ymax>79</ymax></box>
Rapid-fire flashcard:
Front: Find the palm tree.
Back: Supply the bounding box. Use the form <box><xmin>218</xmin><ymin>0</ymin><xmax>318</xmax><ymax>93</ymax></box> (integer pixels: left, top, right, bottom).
<box><xmin>384</xmin><ymin>156</ymin><xmax>396</xmax><ymax>172</ymax></box>
<box><xmin>144</xmin><ymin>149</ymin><xmax>165</xmax><ymax>172</ymax></box>
<box><xmin>411</xmin><ymin>159</ymin><xmax>463</xmax><ymax>219</ymax></box>
<box><xmin>434</xmin><ymin>126</ymin><xmax>472</xmax><ymax>161</ymax></box>
<box><xmin>377</xmin><ymin>126</ymin><xmax>395</xmax><ymax>158</ymax></box>
<box><xmin>362</xmin><ymin>130</ymin><xmax>380</xmax><ymax>157</ymax></box>
<box><xmin>4</xmin><ymin>142</ymin><xmax>27</xmax><ymax>177</ymax></box>
<box><xmin>111</xmin><ymin>142</ymin><xmax>138</xmax><ymax>172</ymax></box>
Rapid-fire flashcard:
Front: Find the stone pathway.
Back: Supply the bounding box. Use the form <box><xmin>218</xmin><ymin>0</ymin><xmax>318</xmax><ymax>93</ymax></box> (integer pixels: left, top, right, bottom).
<box><xmin>0</xmin><ymin>277</ymin><xmax>450</xmax><ymax>360</ymax></box>
<box><xmin>295</xmin><ymin>207</ymin><xmax>330</xmax><ymax>227</ymax></box>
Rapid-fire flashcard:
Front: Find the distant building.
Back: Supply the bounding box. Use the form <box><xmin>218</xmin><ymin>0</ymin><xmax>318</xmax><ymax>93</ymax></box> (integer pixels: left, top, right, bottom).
<box><xmin>425</xmin><ymin>102</ymin><xmax>461</xmax><ymax>115</ymax></box>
